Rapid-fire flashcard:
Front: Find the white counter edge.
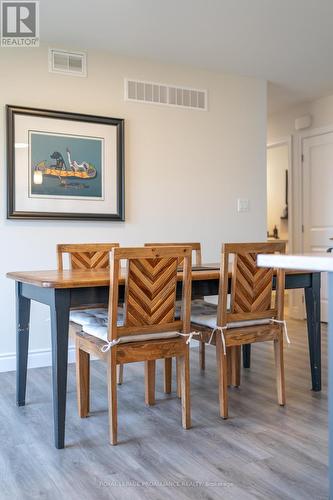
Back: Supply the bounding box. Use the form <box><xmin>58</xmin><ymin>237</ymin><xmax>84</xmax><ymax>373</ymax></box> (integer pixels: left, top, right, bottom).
<box><xmin>257</xmin><ymin>253</ymin><xmax>333</xmax><ymax>272</ymax></box>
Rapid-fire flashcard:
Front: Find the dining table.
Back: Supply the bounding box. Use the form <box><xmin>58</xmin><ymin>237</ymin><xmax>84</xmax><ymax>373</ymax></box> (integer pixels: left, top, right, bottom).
<box><xmin>7</xmin><ymin>264</ymin><xmax>321</xmax><ymax>449</ymax></box>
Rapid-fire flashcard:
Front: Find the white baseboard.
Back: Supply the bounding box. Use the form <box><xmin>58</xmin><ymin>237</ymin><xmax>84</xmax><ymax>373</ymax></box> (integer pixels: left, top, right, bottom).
<box><xmin>0</xmin><ymin>346</ymin><xmax>76</xmax><ymax>373</ymax></box>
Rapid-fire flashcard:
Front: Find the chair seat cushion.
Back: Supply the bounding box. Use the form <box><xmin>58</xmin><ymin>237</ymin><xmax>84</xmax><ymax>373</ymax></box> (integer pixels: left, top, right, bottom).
<box><xmin>190</xmin><ymin>314</ymin><xmax>271</xmax><ymax>330</ymax></box>
<box><xmin>175</xmin><ymin>298</ymin><xmax>219</xmax><ymax>319</ymax></box>
<box><xmin>81</xmin><ymin>320</ymin><xmax>180</xmax><ymax>344</ymax></box>
<box><xmin>69</xmin><ymin>307</ymin><xmax>123</xmax><ymax>326</ymax></box>
<box><xmin>72</xmin><ymin>307</ymin><xmax>180</xmax><ymax>344</ymax></box>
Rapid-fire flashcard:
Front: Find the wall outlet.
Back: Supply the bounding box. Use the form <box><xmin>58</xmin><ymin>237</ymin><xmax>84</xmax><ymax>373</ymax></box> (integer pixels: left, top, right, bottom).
<box><xmin>237</xmin><ymin>198</ymin><xmax>250</xmax><ymax>213</ymax></box>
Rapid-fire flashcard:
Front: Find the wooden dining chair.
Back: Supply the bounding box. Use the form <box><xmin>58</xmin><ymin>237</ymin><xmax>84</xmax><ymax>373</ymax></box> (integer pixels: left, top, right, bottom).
<box><xmin>190</xmin><ymin>242</ymin><xmax>287</xmax><ymax>419</ymax></box>
<box><xmin>75</xmin><ymin>246</ymin><xmax>192</xmax><ymax>445</ymax></box>
<box><xmin>145</xmin><ymin>242</ymin><xmax>202</xmax><ymax>266</ymax></box>
<box><xmin>57</xmin><ymin>243</ymin><xmax>119</xmax><ymax>271</ymax></box>
<box><xmin>145</xmin><ymin>242</ymin><xmax>208</xmax><ymax>395</ymax></box>
<box><xmin>57</xmin><ymin>243</ymin><xmax>124</xmax><ymax>384</ymax></box>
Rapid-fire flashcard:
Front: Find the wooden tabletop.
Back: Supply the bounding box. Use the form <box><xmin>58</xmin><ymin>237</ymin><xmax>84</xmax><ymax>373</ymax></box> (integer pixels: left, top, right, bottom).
<box><xmin>7</xmin><ymin>264</ymin><xmax>308</xmax><ymax>289</ymax></box>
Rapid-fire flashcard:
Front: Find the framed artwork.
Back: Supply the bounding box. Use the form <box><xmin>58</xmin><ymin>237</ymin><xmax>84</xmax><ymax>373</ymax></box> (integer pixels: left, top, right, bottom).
<box><xmin>7</xmin><ymin>105</ymin><xmax>124</xmax><ymax>220</ymax></box>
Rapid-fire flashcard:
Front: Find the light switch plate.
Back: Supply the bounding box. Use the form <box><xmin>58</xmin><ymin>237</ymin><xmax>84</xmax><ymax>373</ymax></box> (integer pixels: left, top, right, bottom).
<box><xmin>237</xmin><ymin>198</ymin><xmax>250</xmax><ymax>213</ymax></box>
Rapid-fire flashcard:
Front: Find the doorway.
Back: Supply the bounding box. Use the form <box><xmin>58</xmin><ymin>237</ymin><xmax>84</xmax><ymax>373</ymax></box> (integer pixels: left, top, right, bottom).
<box><xmin>267</xmin><ymin>141</ymin><xmax>290</xmax><ymax>245</ymax></box>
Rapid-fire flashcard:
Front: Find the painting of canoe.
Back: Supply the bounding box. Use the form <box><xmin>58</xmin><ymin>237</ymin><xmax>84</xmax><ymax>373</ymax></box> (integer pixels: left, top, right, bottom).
<box><xmin>29</xmin><ymin>131</ymin><xmax>103</xmax><ymax>199</ymax></box>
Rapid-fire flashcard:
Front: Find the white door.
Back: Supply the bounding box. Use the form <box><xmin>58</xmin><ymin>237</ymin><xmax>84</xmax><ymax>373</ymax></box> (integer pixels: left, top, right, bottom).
<box><xmin>302</xmin><ymin>132</ymin><xmax>333</xmax><ymax>322</ymax></box>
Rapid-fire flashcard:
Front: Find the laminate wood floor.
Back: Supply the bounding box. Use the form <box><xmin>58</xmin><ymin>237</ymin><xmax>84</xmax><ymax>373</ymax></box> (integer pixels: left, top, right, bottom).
<box><xmin>0</xmin><ymin>318</ymin><xmax>328</xmax><ymax>500</ymax></box>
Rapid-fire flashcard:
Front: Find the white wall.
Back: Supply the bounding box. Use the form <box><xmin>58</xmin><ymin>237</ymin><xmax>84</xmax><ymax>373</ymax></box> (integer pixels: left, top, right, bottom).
<box><xmin>268</xmin><ymin>94</ymin><xmax>333</xmax><ymax>142</ymax></box>
<box><xmin>0</xmin><ymin>45</ymin><xmax>267</xmax><ymax>370</ymax></box>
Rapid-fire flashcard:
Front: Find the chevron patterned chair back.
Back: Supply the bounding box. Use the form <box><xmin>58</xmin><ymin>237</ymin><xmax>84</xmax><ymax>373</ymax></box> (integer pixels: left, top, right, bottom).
<box><xmin>57</xmin><ymin>243</ymin><xmax>120</xmax><ymax>270</ymax></box>
<box><xmin>219</xmin><ymin>242</ymin><xmax>286</xmax><ymax>326</ymax></box>
<box><xmin>111</xmin><ymin>246</ymin><xmax>192</xmax><ymax>335</ymax></box>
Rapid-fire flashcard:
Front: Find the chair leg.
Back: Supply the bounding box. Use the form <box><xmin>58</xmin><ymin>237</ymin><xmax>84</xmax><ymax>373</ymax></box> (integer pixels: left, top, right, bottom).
<box><xmin>199</xmin><ymin>339</ymin><xmax>205</xmax><ymax>370</ymax></box>
<box><xmin>107</xmin><ymin>351</ymin><xmax>118</xmax><ymax>445</ymax></box>
<box><xmin>176</xmin><ymin>357</ymin><xmax>181</xmax><ymax>398</ymax></box>
<box><xmin>117</xmin><ymin>364</ymin><xmax>124</xmax><ymax>385</ymax></box>
<box><xmin>231</xmin><ymin>346</ymin><xmax>241</xmax><ymax>387</ymax></box>
<box><xmin>227</xmin><ymin>347</ymin><xmax>232</xmax><ymax>386</ymax></box>
<box><xmin>144</xmin><ymin>360</ymin><xmax>156</xmax><ymax>405</ymax></box>
<box><xmin>274</xmin><ymin>333</ymin><xmax>286</xmax><ymax>406</ymax></box>
<box><xmin>216</xmin><ymin>334</ymin><xmax>228</xmax><ymax>419</ymax></box>
<box><xmin>75</xmin><ymin>343</ymin><xmax>90</xmax><ymax>418</ymax></box>
<box><xmin>164</xmin><ymin>358</ymin><xmax>172</xmax><ymax>394</ymax></box>
<box><xmin>179</xmin><ymin>349</ymin><xmax>191</xmax><ymax>429</ymax></box>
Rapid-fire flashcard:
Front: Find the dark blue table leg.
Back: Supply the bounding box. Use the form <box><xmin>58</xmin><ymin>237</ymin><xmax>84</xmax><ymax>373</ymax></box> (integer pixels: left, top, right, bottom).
<box><xmin>16</xmin><ymin>282</ymin><xmax>31</xmax><ymax>406</ymax></box>
<box><xmin>50</xmin><ymin>289</ymin><xmax>70</xmax><ymax>449</ymax></box>
<box><xmin>242</xmin><ymin>345</ymin><xmax>251</xmax><ymax>368</ymax></box>
<box><xmin>304</xmin><ymin>272</ymin><xmax>321</xmax><ymax>391</ymax></box>
<box><xmin>328</xmin><ymin>272</ymin><xmax>333</xmax><ymax>497</ymax></box>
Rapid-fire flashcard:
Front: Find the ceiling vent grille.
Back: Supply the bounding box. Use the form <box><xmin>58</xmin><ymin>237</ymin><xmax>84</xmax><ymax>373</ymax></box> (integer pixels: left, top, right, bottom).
<box><xmin>125</xmin><ymin>79</ymin><xmax>207</xmax><ymax>110</ymax></box>
<box><xmin>49</xmin><ymin>49</ymin><xmax>87</xmax><ymax>77</ymax></box>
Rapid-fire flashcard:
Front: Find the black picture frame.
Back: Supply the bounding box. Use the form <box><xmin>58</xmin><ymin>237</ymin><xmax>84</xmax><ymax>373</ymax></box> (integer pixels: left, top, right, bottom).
<box><xmin>7</xmin><ymin>105</ymin><xmax>125</xmax><ymax>221</ymax></box>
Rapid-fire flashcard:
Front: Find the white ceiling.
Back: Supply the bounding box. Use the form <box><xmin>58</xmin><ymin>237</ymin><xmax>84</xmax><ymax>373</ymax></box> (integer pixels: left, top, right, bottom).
<box><xmin>40</xmin><ymin>0</ymin><xmax>333</xmax><ymax>114</ymax></box>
